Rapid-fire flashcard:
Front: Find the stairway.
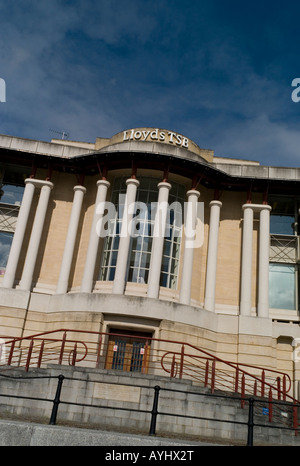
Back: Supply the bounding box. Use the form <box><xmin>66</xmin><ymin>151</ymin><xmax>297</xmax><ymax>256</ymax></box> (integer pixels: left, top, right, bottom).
<box><xmin>0</xmin><ymin>364</ymin><xmax>299</xmax><ymax>445</ymax></box>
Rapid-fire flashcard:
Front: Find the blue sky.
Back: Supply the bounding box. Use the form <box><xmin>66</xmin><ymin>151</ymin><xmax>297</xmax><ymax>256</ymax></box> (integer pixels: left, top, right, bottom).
<box><xmin>1</xmin><ymin>0</ymin><xmax>300</xmax><ymax>167</ymax></box>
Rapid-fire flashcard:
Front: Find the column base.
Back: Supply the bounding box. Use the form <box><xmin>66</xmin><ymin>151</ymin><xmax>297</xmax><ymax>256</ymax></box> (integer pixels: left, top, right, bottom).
<box><xmin>238</xmin><ymin>314</ymin><xmax>272</xmax><ymax>337</ymax></box>
<box><xmin>0</xmin><ymin>287</ymin><xmax>31</xmax><ymax>310</ymax></box>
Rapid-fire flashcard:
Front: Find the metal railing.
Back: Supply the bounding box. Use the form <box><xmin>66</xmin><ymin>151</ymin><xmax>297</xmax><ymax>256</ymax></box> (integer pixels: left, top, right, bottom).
<box><xmin>270</xmin><ymin>234</ymin><xmax>299</xmax><ymax>263</ymax></box>
<box><xmin>0</xmin><ymin>371</ymin><xmax>299</xmax><ymax>446</ymax></box>
<box><xmin>0</xmin><ymin>328</ymin><xmax>297</xmax><ymax>432</ymax></box>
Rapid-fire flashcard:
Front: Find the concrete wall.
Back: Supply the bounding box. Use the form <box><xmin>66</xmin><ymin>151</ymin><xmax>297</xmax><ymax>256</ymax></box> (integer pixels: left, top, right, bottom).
<box><xmin>0</xmin><ymin>365</ymin><xmax>299</xmax><ymax>446</ymax></box>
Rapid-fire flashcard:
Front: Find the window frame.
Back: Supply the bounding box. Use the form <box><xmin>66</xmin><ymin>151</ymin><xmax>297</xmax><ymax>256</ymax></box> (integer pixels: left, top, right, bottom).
<box><xmin>269</xmin><ymin>195</ymin><xmax>300</xmax><ymax>312</ymax></box>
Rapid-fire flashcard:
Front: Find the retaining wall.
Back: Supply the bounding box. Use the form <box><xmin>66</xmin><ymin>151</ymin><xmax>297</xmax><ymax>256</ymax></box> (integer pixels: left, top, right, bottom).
<box><xmin>0</xmin><ymin>365</ymin><xmax>299</xmax><ymax>446</ymax></box>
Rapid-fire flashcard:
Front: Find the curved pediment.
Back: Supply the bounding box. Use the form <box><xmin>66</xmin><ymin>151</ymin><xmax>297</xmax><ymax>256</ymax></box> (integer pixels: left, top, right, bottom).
<box><xmin>96</xmin><ymin>127</ymin><xmax>214</xmax><ymax>163</ymax></box>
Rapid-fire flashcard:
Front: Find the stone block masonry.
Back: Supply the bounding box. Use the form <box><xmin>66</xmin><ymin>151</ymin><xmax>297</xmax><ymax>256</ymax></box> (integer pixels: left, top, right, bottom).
<box><xmin>0</xmin><ymin>365</ymin><xmax>299</xmax><ymax>445</ymax></box>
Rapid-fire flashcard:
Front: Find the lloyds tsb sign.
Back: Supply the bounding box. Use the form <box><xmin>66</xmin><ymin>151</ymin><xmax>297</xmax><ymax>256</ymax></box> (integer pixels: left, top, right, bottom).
<box><xmin>123</xmin><ymin>128</ymin><xmax>189</xmax><ymax>149</ymax></box>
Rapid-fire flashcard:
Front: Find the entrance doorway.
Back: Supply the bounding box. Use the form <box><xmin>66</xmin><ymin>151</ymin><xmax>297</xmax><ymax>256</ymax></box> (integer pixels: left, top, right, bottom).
<box><xmin>105</xmin><ymin>328</ymin><xmax>152</xmax><ymax>373</ymax></box>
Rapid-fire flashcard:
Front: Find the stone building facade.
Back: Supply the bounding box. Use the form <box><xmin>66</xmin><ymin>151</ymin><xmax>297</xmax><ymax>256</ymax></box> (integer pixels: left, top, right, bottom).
<box><xmin>0</xmin><ymin>128</ymin><xmax>299</xmax><ymax>396</ymax></box>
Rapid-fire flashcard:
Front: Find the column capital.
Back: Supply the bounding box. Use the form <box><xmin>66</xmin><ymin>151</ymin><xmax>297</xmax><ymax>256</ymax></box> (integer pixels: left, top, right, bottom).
<box><xmin>96</xmin><ymin>179</ymin><xmax>110</xmax><ymax>189</ymax></box>
<box><xmin>126</xmin><ymin>178</ymin><xmax>140</xmax><ymax>187</ymax></box>
<box><xmin>186</xmin><ymin>189</ymin><xmax>200</xmax><ymax>198</ymax></box>
<box><xmin>260</xmin><ymin>204</ymin><xmax>272</xmax><ymax>211</ymax></box>
<box><xmin>209</xmin><ymin>200</ymin><xmax>222</xmax><ymax>208</ymax></box>
<box><xmin>242</xmin><ymin>203</ymin><xmax>271</xmax><ymax>212</ymax></box>
<box><xmin>73</xmin><ymin>185</ymin><xmax>87</xmax><ymax>194</ymax></box>
<box><xmin>158</xmin><ymin>181</ymin><xmax>172</xmax><ymax>190</ymax></box>
<box><xmin>25</xmin><ymin>178</ymin><xmax>53</xmax><ymax>190</ymax></box>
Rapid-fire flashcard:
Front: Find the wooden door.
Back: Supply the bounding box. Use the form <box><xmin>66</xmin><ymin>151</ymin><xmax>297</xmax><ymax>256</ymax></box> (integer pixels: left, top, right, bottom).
<box><xmin>105</xmin><ymin>329</ymin><xmax>151</xmax><ymax>373</ymax></box>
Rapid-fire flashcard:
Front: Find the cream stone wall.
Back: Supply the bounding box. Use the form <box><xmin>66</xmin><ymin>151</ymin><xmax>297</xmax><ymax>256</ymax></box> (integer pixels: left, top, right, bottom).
<box><xmin>237</xmin><ymin>333</ymin><xmax>275</xmax><ymax>368</ymax></box>
<box><xmin>276</xmin><ymin>337</ymin><xmax>294</xmax><ymax>391</ymax></box>
<box><xmin>0</xmin><ymin>305</ymin><xmax>27</xmax><ymax>338</ymax></box>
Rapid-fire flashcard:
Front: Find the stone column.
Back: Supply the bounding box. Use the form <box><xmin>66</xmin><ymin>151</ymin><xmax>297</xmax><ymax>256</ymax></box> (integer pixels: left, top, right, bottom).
<box><xmin>204</xmin><ymin>200</ymin><xmax>222</xmax><ymax>312</ymax></box>
<box><xmin>19</xmin><ymin>180</ymin><xmax>53</xmax><ymax>291</ymax></box>
<box><xmin>2</xmin><ymin>179</ymin><xmax>36</xmax><ymax>288</ymax></box>
<box><xmin>80</xmin><ymin>179</ymin><xmax>110</xmax><ymax>293</ymax></box>
<box><xmin>112</xmin><ymin>178</ymin><xmax>140</xmax><ymax>295</ymax></box>
<box><xmin>257</xmin><ymin>205</ymin><xmax>271</xmax><ymax>318</ymax></box>
<box><xmin>147</xmin><ymin>181</ymin><xmax>172</xmax><ymax>299</ymax></box>
<box><xmin>240</xmin><ymin>204</ymin><xmax>254</xmax><ymax>316</ymax></box>
<box><xmin>56</xmin><ymin>185</ymin><xmax>86</xmax><ymax>294</ymax></box>
<box><xmin>179</xmin><ymin>189</ymin><xmax>200</xmax><ymax>305</ymax></box>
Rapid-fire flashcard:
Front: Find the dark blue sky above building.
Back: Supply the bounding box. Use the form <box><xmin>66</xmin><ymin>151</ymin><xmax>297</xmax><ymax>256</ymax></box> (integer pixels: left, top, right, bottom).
<box><xmin>1</xmin><ymin>0</ymin><xmax>300</xmax><ymax>167</ymax></box>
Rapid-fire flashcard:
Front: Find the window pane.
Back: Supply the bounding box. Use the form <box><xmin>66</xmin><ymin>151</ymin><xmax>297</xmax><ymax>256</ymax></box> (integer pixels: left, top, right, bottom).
<box><xmin>269</xmin><ymin>196</ymin><xmax>295</xmax><ymax>235</ymax></box>
<box><xmin>0</xmin><ymin>231</ymin><xmax>13</xmax><ymax>275</ymax></box>
<box><xmin>140</xmin><ymin>252</ymin><xmax>151</xmax><ymax>269</ymax></box>
<box><xmin>163</xmin><ymin>240</ymin><xmax>171</xmax><ymax>257</ymax></box>
<box><xmin>0</xmin><ymin>165</ymin><xmax>30</xmax><ymax>205</ymax></box>
<box><xmin>270</xmin><ymin>197</ymin><xmax>294</xmax><ymax>215</ymax></box>
<box><xmin>161</xmin><ymin>256</ymin><xmax>169</xmax><ymax>273</ymax></box>
<box><xmin>270</xmin><ymin>215</ymin><xmax>295</xmax><ymax>235</ymax></box>
<box><xmin>269</xmin><ymin>264</ymin><xmax>295</xmax><ymax>310</ymax></box>
<box><xmin>110</xmin><ymin>251</ymin><xmax>118</xmax><ymax>266</ymax></box>
<box><xmin>160</xmin><ymin>272</ymin><xmax>168</xmax><ymax>287</ymax></box>
<box><xmin>0</xmin><ymin>184</ymin><xmax>24</xmax><ymax>205</ymax></box>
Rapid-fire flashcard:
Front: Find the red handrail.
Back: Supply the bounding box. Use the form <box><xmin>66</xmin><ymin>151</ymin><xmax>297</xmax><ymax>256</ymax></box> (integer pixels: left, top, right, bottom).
<box><xmin>0</xmin><ymin>328</ymin><xmax>297</xmax><ymax>418</ymax></box>
<box><xmin>1</xmin><ymin>328</ymin><xmax>292</xmax><ymax>391</ymax></box>
<box><xmin>0</xmin><ymin>327</ymin><xmax>298</xmax><ymax>433</ymax></box>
